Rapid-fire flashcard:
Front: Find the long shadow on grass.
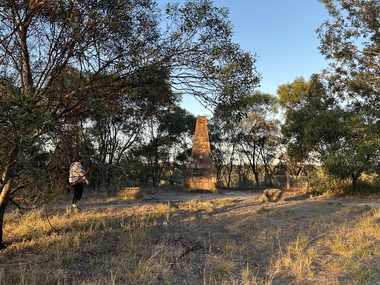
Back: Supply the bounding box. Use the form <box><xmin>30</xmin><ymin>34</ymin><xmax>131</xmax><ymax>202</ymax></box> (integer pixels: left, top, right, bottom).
<box><xmin>3</xmin><ymin>190</ymin><xmax>379</xmax><ymax>285</ymax></box>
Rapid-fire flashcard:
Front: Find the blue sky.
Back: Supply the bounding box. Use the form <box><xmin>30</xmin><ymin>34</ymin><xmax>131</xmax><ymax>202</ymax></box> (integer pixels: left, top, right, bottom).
<box><xmin>158</xmin><ymin>0</ymin><xmax>330</xmax><ymax>116</ymax></box>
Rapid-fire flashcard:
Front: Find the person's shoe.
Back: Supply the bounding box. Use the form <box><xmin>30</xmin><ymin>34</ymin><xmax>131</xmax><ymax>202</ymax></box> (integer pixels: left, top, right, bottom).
<box><xmin>71</xmin><ymin>204</ymin><xmax>78</xmax><ymax>212</ymax></box>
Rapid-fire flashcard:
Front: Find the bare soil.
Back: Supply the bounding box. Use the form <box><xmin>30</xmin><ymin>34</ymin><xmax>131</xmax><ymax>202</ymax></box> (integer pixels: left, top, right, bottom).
<box><xmin>67</xmin><ymin>187</ymin><xmax>380</xmax><ymax>211</ymax></box>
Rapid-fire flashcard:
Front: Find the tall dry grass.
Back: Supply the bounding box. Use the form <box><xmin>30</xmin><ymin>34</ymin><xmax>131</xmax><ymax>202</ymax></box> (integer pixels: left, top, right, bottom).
<box><xmin>1</xmin><ymin>194</ymin><xmax>379</xmax><ymax>284</ymax></box>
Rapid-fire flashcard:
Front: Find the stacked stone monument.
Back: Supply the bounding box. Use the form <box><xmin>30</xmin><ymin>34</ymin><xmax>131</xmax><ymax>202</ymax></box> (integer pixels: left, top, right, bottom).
<box><xmin>183</xmin><ymin>116</ymin><xmax>221</xmax><ymax>194</ymax></box>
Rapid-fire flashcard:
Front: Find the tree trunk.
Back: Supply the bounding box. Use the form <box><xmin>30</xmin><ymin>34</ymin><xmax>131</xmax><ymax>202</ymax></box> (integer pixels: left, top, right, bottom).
<box><xmin>351</xmin><ymin>174</ymin><xmax>359</xmax><ymax>191</ymax></box>
<box><xmin>0</xmin><ymin>147</ymin><xmax>19</xmax><ymax>249</ymax></box>
<box><xmin>253</xmin><ymin>170</ymin><xmax>260</xmax><ymax>189</ymax></box>
<box><xmin>227</xmin><ymin>159</ymin><xmax>233</xmax><ymax>188</ymax></box>
<box><xmin>226</xmin><ymin>145</ymin><xmax>236</xmax><ymax>188</ymax></box>
<box><xmin>263</xmin><ymin>164</ymin><xmax>273</xmax><ymax>187</ymax></box>
<box><xmin>249</xmin><ymin>154</ymin><xmax>260</xmax><ymax>189</ymax></box>
<box><xmin>0</xmin><ymin>180</ymin><xmax>12</xmax><ymax>249</ymax></box>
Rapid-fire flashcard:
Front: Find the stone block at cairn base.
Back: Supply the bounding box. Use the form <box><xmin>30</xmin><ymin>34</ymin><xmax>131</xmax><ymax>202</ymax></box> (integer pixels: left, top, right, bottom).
<box><xmin>262</xmin><ymin>188</ymin><xmax>283</xmax><ymax>202</ymax></box>
<box><xmin>183</xmin><ymin>116</ymin><xmax>221</xmax><ymax>194</ymax></box>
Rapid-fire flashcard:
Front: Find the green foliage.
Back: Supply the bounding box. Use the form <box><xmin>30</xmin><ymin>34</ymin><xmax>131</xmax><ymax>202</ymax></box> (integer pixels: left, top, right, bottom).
<box><xmin>158</xmin><ymin>107</ymin><xmax>196</xmax><ymax>139</ymax></box>
<box><xmin>309</xmin><ymin>168</ymin><xmax>346</xmax><ymax>197</ymax></box>
<box><xmin>352</xmin><ymin>179</ymin><xmax>380</xmax><ymax>195</ymax></box>
<box><xmin>277</xmin><ymin>77</ymin><xmax>310</xmax><ymax>109</ymax></box>
<box><xmin>210</xmin><ymin>91</ymin><xmax>281</xmax><ymax>188</ymax></box>
<box><xmin>128</xmin><ymin>64</ymin><xmax>176</xmax><ymax>117</ymax></box>
<box><xmin>237</xmin><ymin>92</ymin><xmax>281</xmax><ymax>187</ymax></box>
<box><xmin>317</xmin><ymin>0</ymin><xmax>380</xmax><ymax>187</ymax></box>
<box><xmin>318</xmin><ymin>0</ymin><xmax>380</xmax><ymax>105</ymax></box>
<box><xmin>279</xmin><ymin>74</ymin><xmax>338</xmax><ymax>167</ymax></box>
<box><xmin>310</xmin><ymin>166</ymin><xmax>380</xmax><ymax>196</ymax></box>
<box><xmin>279</xmin><ymin>73</ymin><xmax>380</xmax><ymax>190</ymax></box>
<box><xmin>127</xmin><ymin>107</ymin><xmax>195</xmax><ymax>187</ymax></box>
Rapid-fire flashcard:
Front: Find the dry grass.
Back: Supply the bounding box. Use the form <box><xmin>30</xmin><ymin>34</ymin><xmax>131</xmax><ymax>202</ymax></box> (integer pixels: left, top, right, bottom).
<box><xmin>1</xmin><ymin>191</ymin><xmax>380</xmax><ymax>285</ymax></box>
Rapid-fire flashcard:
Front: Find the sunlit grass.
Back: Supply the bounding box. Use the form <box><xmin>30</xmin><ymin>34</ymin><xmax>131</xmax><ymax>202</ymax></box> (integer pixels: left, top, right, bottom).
<box><xmin>1</xmin><ymin>194</ymin><xmax>380</xmax><ymax>284</ymax></box>
<box><xmin>269</xmin><ymin>207</ymin><xmax>380</xmax><ymax>284</ymax></box>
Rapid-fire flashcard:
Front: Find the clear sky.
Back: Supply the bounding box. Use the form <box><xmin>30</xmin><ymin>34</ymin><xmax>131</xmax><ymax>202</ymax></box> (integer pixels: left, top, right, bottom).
<box><xmin>158</xmin><ymin>0</ymin><xmax>330</xmax><ymax>116</ymax></box>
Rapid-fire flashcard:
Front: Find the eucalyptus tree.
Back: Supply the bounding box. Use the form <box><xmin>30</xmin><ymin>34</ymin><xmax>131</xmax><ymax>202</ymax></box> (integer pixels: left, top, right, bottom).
<box><xmin>236</xmin><ymin>91</ymin><xmax>280</xmax><ymax>188</ymax></box>
<box><xmin>322</xmin><ymin>111</ymin><xmax>379</xmax><ymax>190</ymax></box>
<box><xmin>157</xmin><ymin>106</ymin><xmax>196</xmax><ymax>173</ymax></box>
<box><xmin>130</xmin><ymin>106</ymin><xmax>195</xmax><ymax>186</ymax></box>
<box><xmin>0</xmin><ymin>0</ymin><xmax>259</xmax><ymax>247</ymax></box>
<box><xmin>278</xmin><ymin>75</ymin><xmax>340</xmax><ymax>170</ymax></box>
<box><xmin>208</xmin><ymin>120</ymin><xmax>227</xmax><ymax>183</ymax></box>
<box><xmin>0</xmin><ymin>0</ymin><xmax>162</xmax><ymax>248</ymax></box>
<box><xmin>209</xmin><ymin>114</ymin><xmax>244</xmax><ymax>187</ymax></box>
<box><xmin>318</xmin><ymin>0</ymin><xmax>380</xmax><ymax>153</ymax></box>
<box><xmin>279</xmin><ymin>74</ymin><xmax>378</xmax><ymax>190</ymax></box>
<box><xmin>317</xmin><ymin>0</ymin><xmax>380</xmax><ymax>186</ymax></box>
<box><xmin>318</xmin><ymin>0</ymin><xmax>380</xmax><ymax>141</ymax></box>
<box><xmin>318</xmin><ymin>0</ymin><xmax>380</xmax><ymax>112</ymax></box>
<box><xmin>87</xmin><ymin>64</ymin><xmax>175</xmax><ymax>193</ymax></box>
<box><xmin>211</xmin><ymin>91</ymin><xmax>279</xmax><ymax>188</ymax></box>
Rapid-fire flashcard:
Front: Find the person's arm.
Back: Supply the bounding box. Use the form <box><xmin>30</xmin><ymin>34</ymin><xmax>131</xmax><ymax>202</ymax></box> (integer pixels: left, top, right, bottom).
<box><xmin>82</xmin><ymin>174</ymin><xmax>89</xmax><ymax>185</ymax></box>
<box><xmin>78</xmin><ymin>164</ymin><xmax>89</xmax><ymax>185</ymax></box>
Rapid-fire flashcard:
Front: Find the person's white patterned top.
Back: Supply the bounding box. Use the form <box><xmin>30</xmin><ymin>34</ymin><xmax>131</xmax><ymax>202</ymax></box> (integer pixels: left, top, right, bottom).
<box><xmin>69</xmin><ymin>161</ymin><xmax>86</xmax><ymax>184</ymax></box>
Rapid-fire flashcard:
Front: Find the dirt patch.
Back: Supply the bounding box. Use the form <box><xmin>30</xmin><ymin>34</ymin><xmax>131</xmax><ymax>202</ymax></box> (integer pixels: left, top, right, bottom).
<box><xmin>57</xmin><ymin>188</ymin><xmax>380</xmax><ymax>211</ymax></box>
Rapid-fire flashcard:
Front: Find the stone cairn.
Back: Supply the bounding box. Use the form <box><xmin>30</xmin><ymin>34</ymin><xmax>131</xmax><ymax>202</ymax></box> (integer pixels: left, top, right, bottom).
<box><xmin>183</xmin><ymin>116</ymin><xmax>221</xmax><ymax>194</ymax></box>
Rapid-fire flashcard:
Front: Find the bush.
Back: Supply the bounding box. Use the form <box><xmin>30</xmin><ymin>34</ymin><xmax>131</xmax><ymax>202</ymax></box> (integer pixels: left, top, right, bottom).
<box><xmin>309</xmin><ymin>169</ymin><xmax>380</xmax><ymax>196</ymax></box>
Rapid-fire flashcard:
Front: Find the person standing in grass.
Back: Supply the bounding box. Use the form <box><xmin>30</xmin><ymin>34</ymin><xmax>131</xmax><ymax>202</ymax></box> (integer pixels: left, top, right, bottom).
<box><xmin>69</xmin><ymin>155</ymin><xmax>89</xmax><ymax>211</ymax></box>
